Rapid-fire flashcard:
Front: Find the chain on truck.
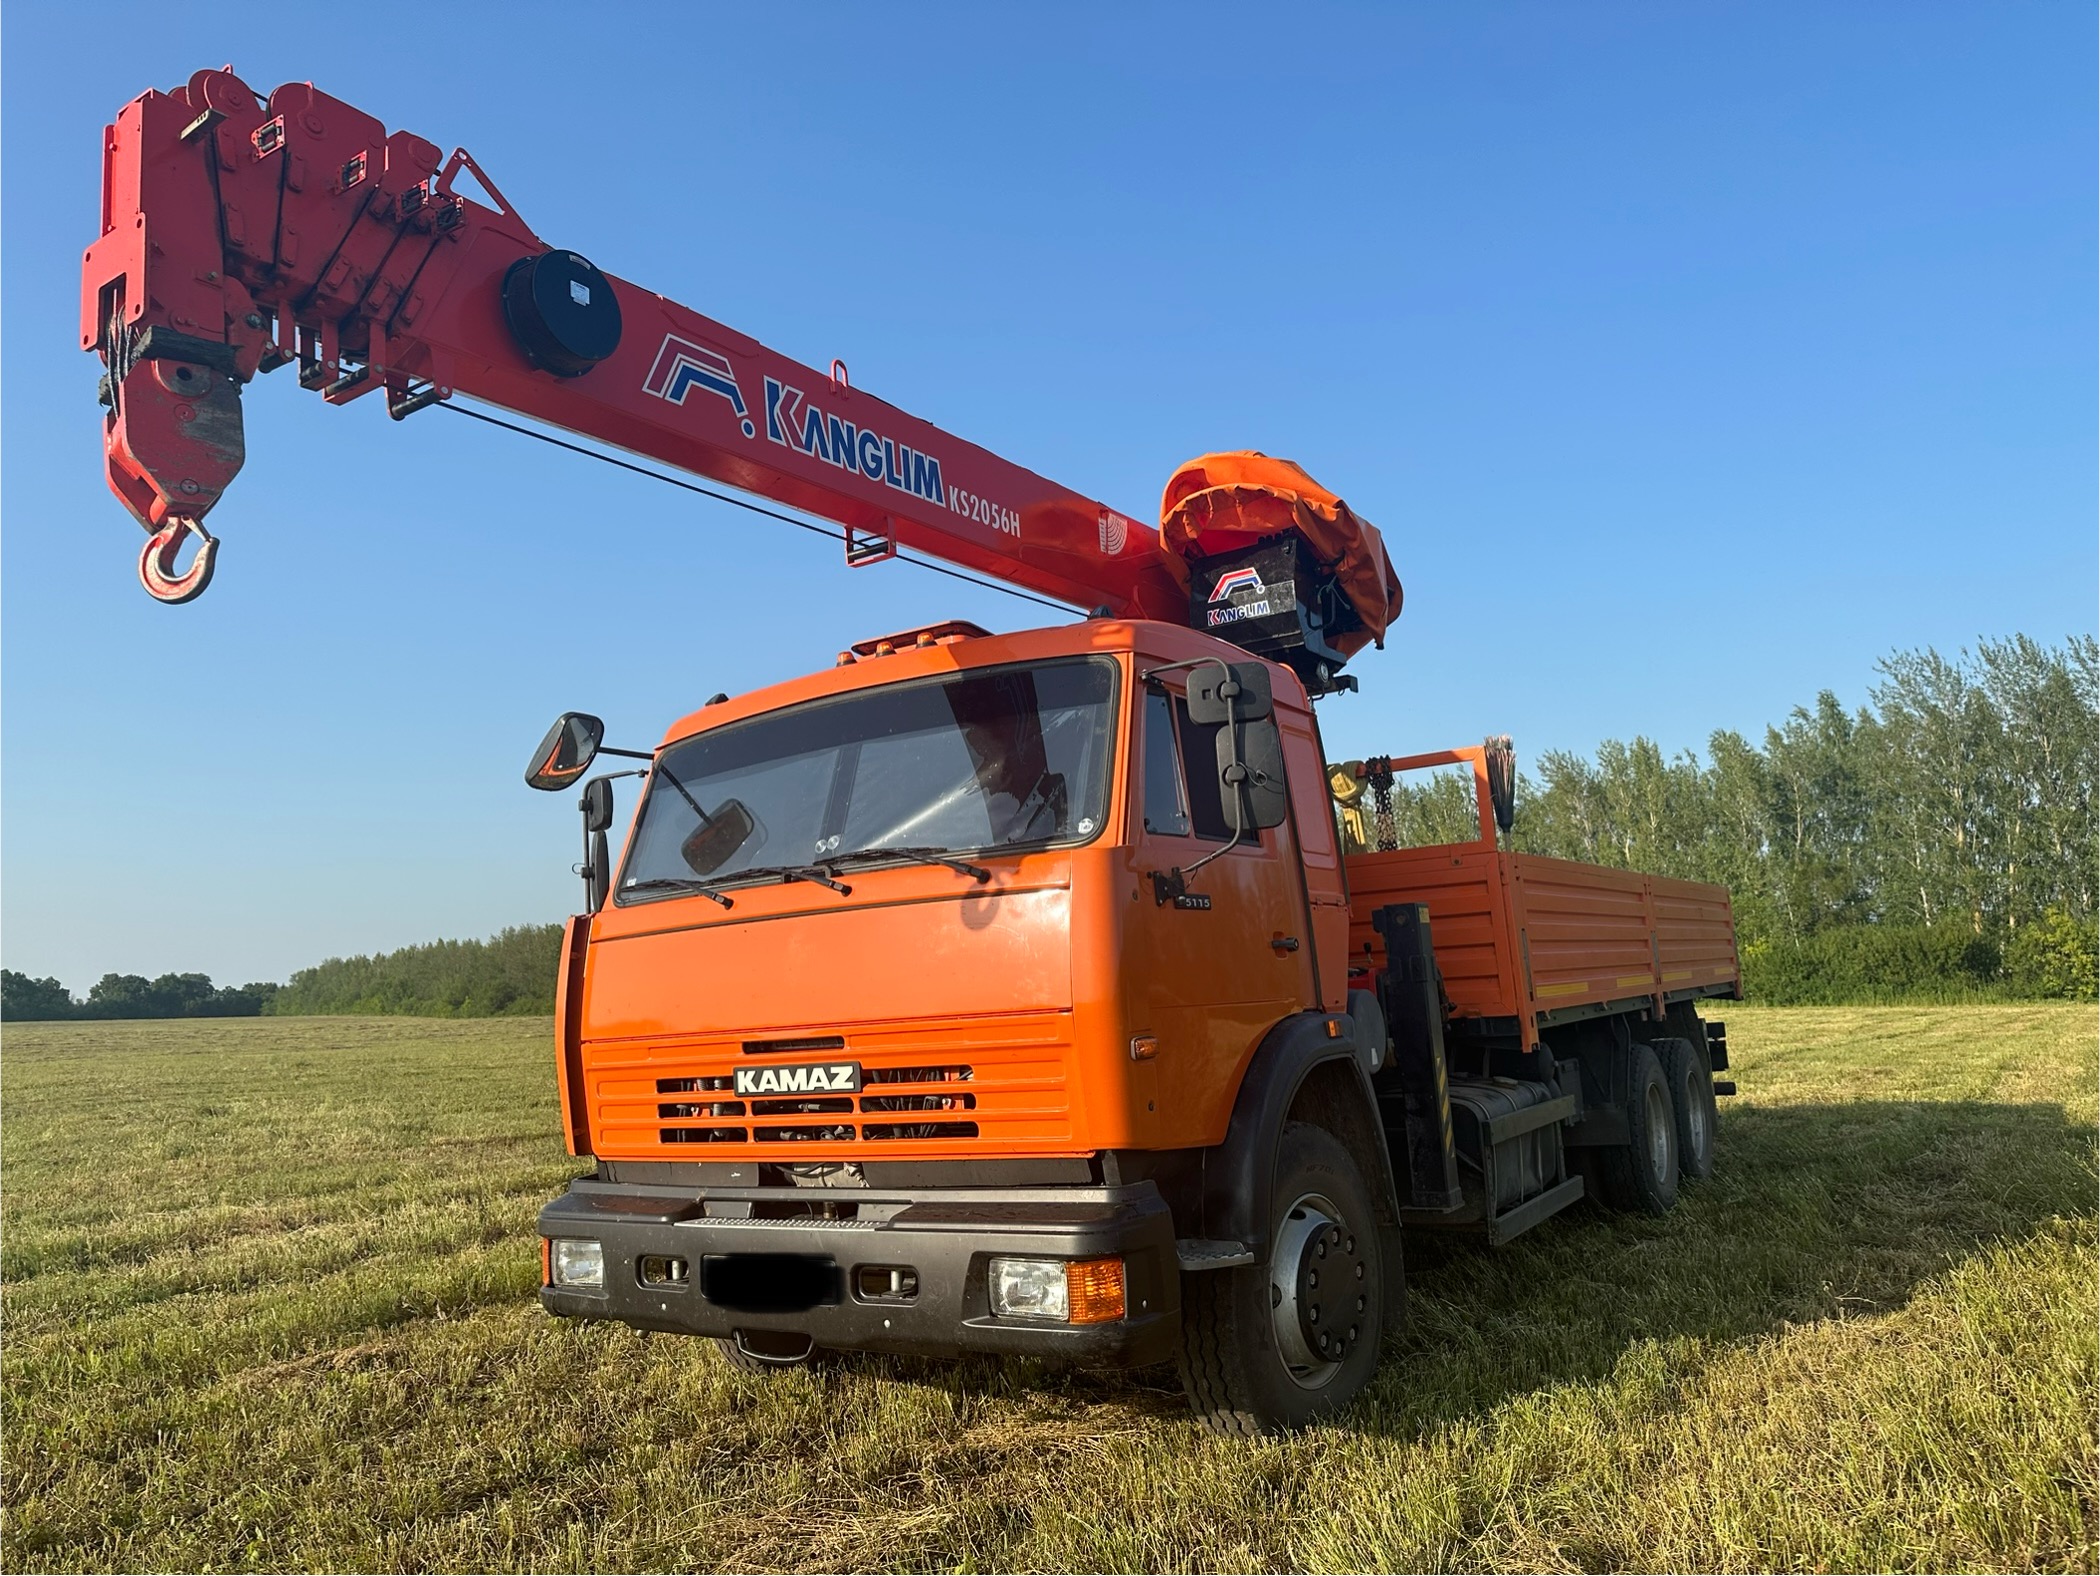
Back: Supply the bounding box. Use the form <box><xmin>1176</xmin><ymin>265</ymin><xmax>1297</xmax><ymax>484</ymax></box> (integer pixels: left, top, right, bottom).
<box><xmin>83</xmin><ymin>67</ymin><xmax>1743</xmax><ymax>1434</ymax></box>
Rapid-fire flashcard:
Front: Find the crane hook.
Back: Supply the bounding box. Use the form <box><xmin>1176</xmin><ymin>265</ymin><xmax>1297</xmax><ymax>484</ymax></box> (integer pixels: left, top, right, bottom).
<box><xmin>138</xmin><ymin>516</ymin><xmax>218</xmax><ymax>605</ymax></box>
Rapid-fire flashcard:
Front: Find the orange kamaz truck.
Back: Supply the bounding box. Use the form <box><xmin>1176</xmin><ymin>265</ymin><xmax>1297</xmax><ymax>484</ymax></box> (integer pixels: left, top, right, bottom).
<box><xmin>82</xmin><ymin>68</ymin><xmax>1741</xmax><ymax>1433</ymax></box>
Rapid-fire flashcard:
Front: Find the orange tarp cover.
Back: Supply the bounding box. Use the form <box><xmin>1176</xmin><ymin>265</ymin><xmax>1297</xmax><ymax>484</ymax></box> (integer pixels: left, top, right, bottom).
<box><xmin>1158</xmin><ymin>452</ymin><xmax>1402</xmax><ymax>657</ymax></box>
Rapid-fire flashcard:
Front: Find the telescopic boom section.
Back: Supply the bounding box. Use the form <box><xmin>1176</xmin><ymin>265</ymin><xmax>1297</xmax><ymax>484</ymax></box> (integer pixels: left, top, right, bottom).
<box><xmin>82</xmin><ymin>67</ymin><xmax>1185</xmax><ymax>614</ymax></box>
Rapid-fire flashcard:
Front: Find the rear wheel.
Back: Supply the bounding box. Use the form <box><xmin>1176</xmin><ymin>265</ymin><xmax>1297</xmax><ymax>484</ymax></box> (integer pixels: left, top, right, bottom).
<box><xmin>1595</xmin><ymin>1043</ymin><xmax>1679</xmax><ymax>1214</ymax></box>
<box><xmin>1177</xmin><ymin>1122</ymin><xmax>1388</xmax><ymax>1436</ymax></box>
<box><xmin>1658</xmin><ymin>1035</ymin><xmax>1718</xmax><ymax>1182</ymax></box>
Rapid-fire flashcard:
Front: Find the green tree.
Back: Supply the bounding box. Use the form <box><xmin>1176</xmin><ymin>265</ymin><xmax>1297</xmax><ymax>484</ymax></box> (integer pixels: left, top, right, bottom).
<box><xmin>1</xmin><ymin>971</ymin><xmax>77</xmax><ymax>1021</ymax></box>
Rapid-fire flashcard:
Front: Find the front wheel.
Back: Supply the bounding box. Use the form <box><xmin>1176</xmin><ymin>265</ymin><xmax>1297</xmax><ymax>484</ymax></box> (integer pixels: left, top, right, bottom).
<box><xmin>1177</xmin><ymin>1122</ymin><xmax>1389</xmax><ymax>1435</ymax></box>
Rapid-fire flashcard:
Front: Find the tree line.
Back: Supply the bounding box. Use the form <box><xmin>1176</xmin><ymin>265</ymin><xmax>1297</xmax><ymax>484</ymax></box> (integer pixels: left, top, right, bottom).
<box><xmin>1376</xmin><ymin>634</ymin><xmax>2098</xmax><ymax>1001</ymax></box>
<box><xmin>6</xmin><ymin>635</ymin><xmax>2092</xmax><ymax>1020</ymax></box>
<box><xmin>262</xmin><ymin>925</ymin><xmax>563</xmax><ymax>1017</ymax></box>
<box><xmin>2</xmin><ymin>926</ymin><xmax>561</xmax><ymax>1022</ymax></box>
<box><xmin>0</xmin><ymin>971</ymin><xmax>279</xmax><ymax>1022</ymax></box>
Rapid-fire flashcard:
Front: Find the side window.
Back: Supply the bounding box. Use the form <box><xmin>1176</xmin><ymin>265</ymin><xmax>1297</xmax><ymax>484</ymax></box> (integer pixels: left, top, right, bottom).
<box><xmin>1140</xmin><ymin>690</ymin><xmax>1190</xmax><ymax>836</ymax></box>
<box><xmin>1172</xmin><ymin>696</ymin><xmax>1234</xmax><ymax>841</ymax></box>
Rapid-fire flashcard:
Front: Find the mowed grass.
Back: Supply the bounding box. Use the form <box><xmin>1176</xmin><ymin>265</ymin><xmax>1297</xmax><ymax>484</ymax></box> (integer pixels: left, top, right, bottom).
<box><xmin>2</xmin><ymin>1006</ymin><xmax>2093</xmax><ymax>1573</ymax></box>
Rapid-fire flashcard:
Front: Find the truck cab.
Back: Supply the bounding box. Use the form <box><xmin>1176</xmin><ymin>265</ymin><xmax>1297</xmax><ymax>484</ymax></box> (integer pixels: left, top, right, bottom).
<box><xmin>537</xmin><ymin>615</ymin><xmax>1402</xmax><ymax>1426</ymax></box>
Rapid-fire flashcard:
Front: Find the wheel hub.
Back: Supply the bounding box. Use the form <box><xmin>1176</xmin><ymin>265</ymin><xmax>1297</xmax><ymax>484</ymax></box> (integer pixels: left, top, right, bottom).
<box><xmin>1268</xmin><ymin>1192</ymin><xmax>1367</xmax><ymax>1388</ymax></box>
<box><xmin>1646</xmin><ymin>1082</ymin><xmax>1672</xmax><ymax>1179</ymax></box>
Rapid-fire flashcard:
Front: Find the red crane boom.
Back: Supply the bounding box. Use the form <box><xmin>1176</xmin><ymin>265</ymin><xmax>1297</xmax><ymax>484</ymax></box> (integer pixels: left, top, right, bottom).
<box><xmin>82</xmin><ymin>67</ymin><xmax>1185</xmax><ymax>614</ymax></box>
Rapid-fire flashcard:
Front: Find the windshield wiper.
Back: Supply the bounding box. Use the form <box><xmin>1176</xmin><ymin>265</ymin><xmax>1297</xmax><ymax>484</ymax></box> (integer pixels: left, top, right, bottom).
<box><xmin>620</xmin><ymin>877</ymin><xmax>735</xmax><ymax>908</ymax></box>
<box><xmin>829</xmin><ymin>846</ymin><xmax>992</xmax><ymax>884</ymax></box>
<box><xmin>716</xmin><ymin>863</ymin><xmax>856</xmax><ymax>897</ymax></box>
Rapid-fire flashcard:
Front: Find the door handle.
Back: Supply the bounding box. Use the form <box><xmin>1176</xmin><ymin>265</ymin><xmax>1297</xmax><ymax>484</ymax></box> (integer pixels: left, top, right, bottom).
<box><xmin>1270</xmin><ymin>935</ymin><xmax>1301</xmax><ymax>953</ymax></box>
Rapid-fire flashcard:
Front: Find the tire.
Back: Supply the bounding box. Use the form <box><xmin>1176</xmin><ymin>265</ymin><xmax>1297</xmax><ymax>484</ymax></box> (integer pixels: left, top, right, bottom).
<box><xmin>712</xmin><ymin>1332</ymin><xmax>820</xmax><ymax>1374</ymax></box>
<box><xmin>1177</xmin><ymin>1122</ymin><xmax>1388</xmax><ymax>1436</ymax></box>
<box><xmin>1657</xmin><ymin>1035</ymin><xmax>1718</xmax><ymax>1182</ymax></box>
<box><xmin>1594</xmin><ymin>1043</ymin><xmax>1679</xmax><ymax>1214</ymax></box>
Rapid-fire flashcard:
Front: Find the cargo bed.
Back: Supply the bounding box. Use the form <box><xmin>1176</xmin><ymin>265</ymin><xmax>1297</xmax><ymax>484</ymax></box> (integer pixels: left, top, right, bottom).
<box><xmin>1339</xmin><ymin>746</ymin><xmax>1741</xmax><ymax>1050</ymax></box>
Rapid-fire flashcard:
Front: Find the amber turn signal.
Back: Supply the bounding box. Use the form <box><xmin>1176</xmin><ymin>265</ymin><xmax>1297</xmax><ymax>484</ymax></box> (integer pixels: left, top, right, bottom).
<box><xmin>1064</xmin><ymin>1257</ymin><xmax>1127</xmax><ymax>1324</ymax></box>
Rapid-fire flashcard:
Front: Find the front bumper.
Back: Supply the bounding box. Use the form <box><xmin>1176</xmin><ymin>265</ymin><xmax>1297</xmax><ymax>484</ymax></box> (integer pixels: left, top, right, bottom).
<box><xmin>536</xmin><ymin>1176</ymin><xmax>1182</xmax><ymax>1366</ymax></box>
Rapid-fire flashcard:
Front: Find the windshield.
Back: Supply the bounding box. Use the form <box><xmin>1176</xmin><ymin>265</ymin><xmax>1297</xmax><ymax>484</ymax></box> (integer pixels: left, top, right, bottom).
<box><xmin>615</xmin><ymin>657</ymin><xmax>1120</xmax><ymax>902</ymax></box>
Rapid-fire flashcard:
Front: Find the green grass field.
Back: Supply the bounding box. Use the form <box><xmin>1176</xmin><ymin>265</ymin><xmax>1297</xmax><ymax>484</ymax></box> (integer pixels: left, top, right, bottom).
<box><xmin>3</xmin><ymin>1005</ymin><xmax>2093</xmax><ymax>1573</ymax></box>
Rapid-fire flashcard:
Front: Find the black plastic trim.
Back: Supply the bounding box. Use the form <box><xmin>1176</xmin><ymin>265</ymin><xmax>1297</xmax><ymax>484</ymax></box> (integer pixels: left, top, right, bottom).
<box><xmin>538</xmin><ymin>1177</ymin><xmax>1179</xmax><ymax>1365</ymax></box>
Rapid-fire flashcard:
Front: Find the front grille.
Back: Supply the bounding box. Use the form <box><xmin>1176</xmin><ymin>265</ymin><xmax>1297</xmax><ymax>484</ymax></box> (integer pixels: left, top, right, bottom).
<box><xmin>859</xmin><ymin>1091</ymin><xmax>976</xmax><ymax>1113</ymax></box>
<box><xmin>863</xmin><ymin>1121</ymin><xmax>978</xmax><ymax>1141</ymax></box>
<box><xmin>663</xmin><ymin>1064</ymin><xmax>980</xmax><ymax>1145</ymax></box>
<box><xmin>753</xmin><ymin>1123</ymin><xmax>856</xmax><ymax>1144</ymax></box>
<box><xmin>593</xmin><ymin>1014</ymin><xmax>1072</xmax><ymax>1156</ymax></box>
<box><xmin>743</xmin><ymin>1034</ymin><xmax>846</xmax><ymax>1057</ymax></box>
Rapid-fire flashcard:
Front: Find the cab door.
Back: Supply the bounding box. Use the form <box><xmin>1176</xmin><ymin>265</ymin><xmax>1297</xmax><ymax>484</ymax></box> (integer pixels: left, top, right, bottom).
<box><xmin>1278</xmin><ymin>697</ymin><xmax>1352</xmax><ymax>1007</ymax></box>
<box><xmin>1121</xmin><ymin>682</ymin><xmax>1314</xmax><ymax>1149</ymax></box>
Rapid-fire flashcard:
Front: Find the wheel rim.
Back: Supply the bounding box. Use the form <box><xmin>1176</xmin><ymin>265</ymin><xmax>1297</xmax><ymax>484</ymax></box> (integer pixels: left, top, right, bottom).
<box><xmin>1645</xmin><ymin>1082</ymin><xmax>1672</xmax><ymax>1180</ymax></box>
<box><xmin>1687</xmin><ymin>1085</ymin><xmax>1708</xmax><ymax>1159</ymax></box>
<box><xmin>1268</xmin><ymin>1191</ymin><xmax>1367</xmax><ymax>1390</ymax></box>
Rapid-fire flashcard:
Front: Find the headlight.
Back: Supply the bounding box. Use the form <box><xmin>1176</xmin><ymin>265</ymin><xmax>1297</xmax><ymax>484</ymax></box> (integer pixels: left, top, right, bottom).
<box><xmin>551</xmin><ymin>1237</ymin><xmax>605</xmax><ymax>1288</ymax></box>
<box><xmin>989</xmin><ymin>1256</ymin><xmax>1067</xmax><ymax>1319</ymax></box>
<box><xmin>988</xmin><ymin>1256</ymin><xmax>1125</xmax><ymax>1323</ymax></box>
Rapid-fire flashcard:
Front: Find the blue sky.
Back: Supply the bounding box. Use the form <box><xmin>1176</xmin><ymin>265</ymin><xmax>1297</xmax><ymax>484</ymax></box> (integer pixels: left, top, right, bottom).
<box><xmin>4</xmin><ymin>3</ymin><xmax>2093</xmax><ymax>993</ymax></box>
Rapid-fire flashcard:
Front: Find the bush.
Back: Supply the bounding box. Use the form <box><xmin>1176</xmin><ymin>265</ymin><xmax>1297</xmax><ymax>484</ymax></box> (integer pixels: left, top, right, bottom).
<box><xmin>267</xmin><ymin>924</ymin><xmax>563</xmax><ymax>1018</ymax></box>
<box><xmin>2006</xmin><ymin>909</ymin><xmax>2099</xmax><ymax>1001</ymax></box>
<box><xmin>1744</xmin><ymin>923</ymin><xmax>2005</xmax><ymax>1005</ymax></box>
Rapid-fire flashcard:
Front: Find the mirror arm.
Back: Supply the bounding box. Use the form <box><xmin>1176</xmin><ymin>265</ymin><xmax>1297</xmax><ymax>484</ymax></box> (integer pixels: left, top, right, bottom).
<box><xmin>1138</xmin><ymin>657</ymin><xmax>1213</xmax><ymax>684</ymax></box>
<box><xmin>597</xmin><ymin>745</ymin><xmax>654</xmax><ymax>761</ymax></box>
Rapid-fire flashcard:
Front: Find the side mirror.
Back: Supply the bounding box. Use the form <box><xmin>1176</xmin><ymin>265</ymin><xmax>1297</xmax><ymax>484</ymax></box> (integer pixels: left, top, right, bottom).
<box><xmin>526</xmin><ymin>712</ymin><xmax>605</xmax><ymax>791</ymax></box>
<box><xmin>579</xmin><ymin>776</ymin><xmax>616</xmax><ymax>913</ymax></box>
<box><xmin>1216</xmin><ymin>716</ymin><xmax>1289</xmax><ymax>832</ymax></box>
<box><xmin>680</xmin><ymin>797</ymin><xmax>763</xmax><ymax>877</ymax></box>
<box><xmin>580</xmin><ymin>776</ymin><xmax>615</xmax><ymax>833</ymax></box>
<box><xmin>1185</xmin><ymin>660</ymin><xmax>1273</xmax><ymax>724</ymax></box>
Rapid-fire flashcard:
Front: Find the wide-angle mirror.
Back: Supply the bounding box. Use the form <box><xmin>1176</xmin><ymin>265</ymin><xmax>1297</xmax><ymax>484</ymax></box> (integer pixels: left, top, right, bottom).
<box><xmin>525</xmin><ymin>712</ymin><xmax>605</xmax><ymax>791</ymax></box>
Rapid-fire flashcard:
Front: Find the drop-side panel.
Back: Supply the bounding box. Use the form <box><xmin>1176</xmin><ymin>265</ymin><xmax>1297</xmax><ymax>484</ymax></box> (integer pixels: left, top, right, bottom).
<box><xmin>1344</xmin><ymin>847</ymin><xmax>1519</xmax><ymax>1021</ymax></box>
<box><xmin>1510</xmin><ymin>855</ymin><xmax>1657</xmax><ymax>1010</ymax></box>
<box><xmin>1652</xmin><ymin>874</ymin><xmax>1742</xmax><ymax>998</ymax></box>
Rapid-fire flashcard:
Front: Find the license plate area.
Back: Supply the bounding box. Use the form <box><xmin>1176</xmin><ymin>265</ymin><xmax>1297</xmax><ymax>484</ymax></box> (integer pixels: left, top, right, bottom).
<box><xmin>701</xmin><ymin>1253</ymin><xmax>842</xmax><ymax>1313</ymax></box>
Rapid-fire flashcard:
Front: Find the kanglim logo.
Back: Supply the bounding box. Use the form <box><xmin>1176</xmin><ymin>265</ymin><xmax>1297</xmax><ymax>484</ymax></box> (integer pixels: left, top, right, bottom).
<box><xmin>1210</xmin><ymin>567</ymin><xmax>1267</xmax><ymax>602</ymax></box>
<box><xmin>643</xmin><ymin>334</ymin><xmax>756</xmax><ymax>437</ymax></box>
<box><xmin>763</xmin><ymin>377</ymin><xmax>947</xmax><ymax>508</ymax></box>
